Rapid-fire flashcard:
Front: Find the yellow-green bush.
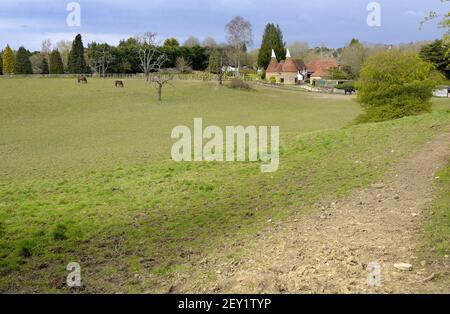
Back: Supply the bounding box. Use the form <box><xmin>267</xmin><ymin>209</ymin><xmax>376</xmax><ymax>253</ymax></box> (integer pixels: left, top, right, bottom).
<box><xmin>355</xmin><ymin>50</ymin><xmax>438</xmax><ymax>123</ymax></box>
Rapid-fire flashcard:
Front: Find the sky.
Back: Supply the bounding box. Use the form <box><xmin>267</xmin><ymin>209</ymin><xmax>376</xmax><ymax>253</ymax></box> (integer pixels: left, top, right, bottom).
<box><xmin>0</xmin><ymin>0</ymin><xmax>448</xmax><ymax>51</ymax></box>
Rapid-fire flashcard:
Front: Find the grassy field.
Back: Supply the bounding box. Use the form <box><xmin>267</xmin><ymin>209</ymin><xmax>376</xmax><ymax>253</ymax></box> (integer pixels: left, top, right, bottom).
<box><xmin>426</xmin><ymin>163</ymin><xmax>450</xmax><ymax>256</ymax></box>
<box><xmin>0</xmin><ymin>78</ymin><xmax>361</xmax><ymax>180</ymax></box>
<box><xmin>0</xmin><ymin>78</ymin><xmax>449</xmax><ymax>292</ymax></box>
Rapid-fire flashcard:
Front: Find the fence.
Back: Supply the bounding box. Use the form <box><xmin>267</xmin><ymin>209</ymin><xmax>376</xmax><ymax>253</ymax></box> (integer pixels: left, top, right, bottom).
<box><xmin>0</xmin><ymin>72</ymin><xmax>231</xmax><ymax>81</ymax></box>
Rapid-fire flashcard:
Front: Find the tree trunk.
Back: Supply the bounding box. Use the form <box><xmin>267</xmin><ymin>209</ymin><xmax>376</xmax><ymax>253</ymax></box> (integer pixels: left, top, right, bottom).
<box><xmin>157</xmin><ymin>84</ymin><xmax>162</xmax><ymax>101</ymax></box>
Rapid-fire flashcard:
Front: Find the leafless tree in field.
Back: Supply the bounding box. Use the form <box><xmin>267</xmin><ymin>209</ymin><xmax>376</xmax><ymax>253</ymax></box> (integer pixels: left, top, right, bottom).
<box><xmin>225</xmin><ymin>16</ymin><xmax>253</xmax><ymax>76</ymax></box>
<box><xmin>137</xmin><ymin>32</ymin><xmax>173</xmax><ymax>101</ymax></box>
<box><xmin>137</xmin><ymin>32</ymin><xmax>164</xmax><ymax>81</ymax></box>
<box><xmin>149</xmin><ymin>57</ymin><xmax>174</xmax><ymax>101</ymax></box>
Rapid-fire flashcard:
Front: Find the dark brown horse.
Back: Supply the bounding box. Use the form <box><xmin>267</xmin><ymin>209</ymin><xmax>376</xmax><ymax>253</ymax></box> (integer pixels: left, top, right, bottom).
<box><xmin>78</xmin><ymin>75</ymin><xmax>88</xmax><ymax>84</ymax></box>
<box><xmin>115</xmin><ymin>80</ymin><xmax>124</xmax><ymax>88</ymax></box>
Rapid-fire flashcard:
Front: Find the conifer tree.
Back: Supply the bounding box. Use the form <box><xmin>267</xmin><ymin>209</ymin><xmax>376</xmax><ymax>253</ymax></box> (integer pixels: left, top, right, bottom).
<box><xmin>2</xmin><ymin>45</ymin><xmax>15</xmax><ymax>74</ymax></box>
<box><xmin>49</xmin><ymin>49</ymin><xmax>64</xmax><ymax>74</ymax></box>
<box><xmin>257</xmin><ymin>23</ymin><xmax>285</xmax><ymax>69</ymax></box>
<box><xmin>14</xmin><ymin>46</ymin><xmax>33</xmax><ymax>74</ymax></box>
<box><xmin>68</xmin><ymin>34</ymin><xmax>88</xmax><ymax>73</ymax></box>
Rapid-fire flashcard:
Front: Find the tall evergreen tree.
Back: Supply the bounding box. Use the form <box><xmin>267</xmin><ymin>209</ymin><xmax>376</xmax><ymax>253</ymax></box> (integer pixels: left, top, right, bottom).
<box><xmin>2</xmin><ymin>45</ymin><xmax>15</xmax><ymax>74</ymax></box>
<box><xmin>420</xmin><ymin>39</ymin><xmax>450</xmax><ymax>79</ymax></box>
<box><xmin>0</xmin><ymin>54</ymin><xmax>3</xmax><ymax>75</ymax></box>
<box><xmin>41</xmin><ymin>55</ymin><xmax>49</xmax><ymax>74</ymax></box>
<box><xmin>68</xmin><ymin>34</ymin><xmax>88</xmax><ymax>73</ymax></box>
<box><xmin>257</xmin><ymin>23</ymin><xmax>285</xmax><ymax>69</ymax></box>
<box><xmin>14</xmin><ymin>47</ymin><xmax>33</xmax><ymax>74</ymax></box>
<box><xmin>49</xmin><ymin>49</ymin><xmax>64</xmax><ymax>74</ymax></box>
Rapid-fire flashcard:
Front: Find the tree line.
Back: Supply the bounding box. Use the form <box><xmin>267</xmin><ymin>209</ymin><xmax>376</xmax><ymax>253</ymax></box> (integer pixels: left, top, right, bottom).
<box><xmin>0</xmin><ymin>17</ymin><xmax>448</xmax><ymax>81</ymax></box>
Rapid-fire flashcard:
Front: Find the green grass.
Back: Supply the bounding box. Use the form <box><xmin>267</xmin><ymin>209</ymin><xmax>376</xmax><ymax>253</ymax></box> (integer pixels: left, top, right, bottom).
<box><xmin>0</xmin><ymin>78</ymin><xmax>449</xmax><ymax>292</ymax></box>
<box><xmin>426</xmin><ymin>164</ymin><xmax>450</xmax><ymax>255</ymax></box>
<box><xmin>0</xmin><ymin>78</ymin><xmax>361</xmax><ymax>180</ymax></box>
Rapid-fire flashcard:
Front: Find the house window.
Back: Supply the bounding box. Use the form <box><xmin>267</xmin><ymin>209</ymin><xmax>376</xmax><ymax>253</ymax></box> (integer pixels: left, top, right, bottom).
<box><xmin>280</xmin><ymin>78</ymin><xmax>284</xmax><ymax>83</ymax></box>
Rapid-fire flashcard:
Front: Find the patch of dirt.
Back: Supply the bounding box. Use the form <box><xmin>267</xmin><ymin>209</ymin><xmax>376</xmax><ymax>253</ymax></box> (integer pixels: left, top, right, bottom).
<box><xmin>172</xmin><ymin>132</ymin><xmax>450</xmax><ymax>293</ymax></box>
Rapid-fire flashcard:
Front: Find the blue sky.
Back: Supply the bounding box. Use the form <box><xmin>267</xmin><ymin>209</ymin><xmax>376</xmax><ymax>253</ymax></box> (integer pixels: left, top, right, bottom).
<box><xmin>0</xmin><ymin>0</ymin><xmax>448</xmax><ymax>51</ymax></box>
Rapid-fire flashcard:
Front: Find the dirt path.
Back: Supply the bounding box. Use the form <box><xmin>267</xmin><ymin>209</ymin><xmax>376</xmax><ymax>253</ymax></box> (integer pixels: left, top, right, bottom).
<box><xmin>173</xmin><ymin>132</ymin><xmax>450</xmax><ymax>293</ymax></box>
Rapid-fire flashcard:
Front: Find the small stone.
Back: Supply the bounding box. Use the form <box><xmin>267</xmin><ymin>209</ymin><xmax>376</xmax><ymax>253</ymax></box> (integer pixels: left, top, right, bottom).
<box><xmin>411</xmin><ymin>213</ymin><xmax>419</xmax><ymax>217</ymax></box>
<box><xmin>267</xmin><ymin>219</ymin><xmax>272</xmax><ymax>223</ymax></box>
<box><xmin>394</xmin><ymin>195</ymin><xmax>400</xmax><ymax>200</ymax></box>
<box><xmin>420</xmin><ymin>261</ymin><xmax>427</xmax><ymax>267</ymax></box>
<box><xmin>372</xmin><ymin>183</ymin><xmax>385</xmax><ymax>189</ymax></box>
<box><xmin>394</xmin><ymin>263</ymin><xmax>413</xmax><ymax>271</ymax></box>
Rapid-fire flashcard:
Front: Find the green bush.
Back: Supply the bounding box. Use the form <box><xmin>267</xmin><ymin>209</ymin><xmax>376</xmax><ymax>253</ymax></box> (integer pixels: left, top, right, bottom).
<box><xmin>355</xmin><ymin>50</ymin><xmax>438</xmax><ymax>123</ymax></box>
<box><xmin>229</xmin><ymin>78</ymin><xmax>252</xmax><ymax>90</ymax></box>
<box><xmin>334</xmin><ymin>81</ymin><xmax>356</xmax><ymax>90</ymax></box>
<box><xmin>269</xmin><ymin>76</ymin><xmax>276</xmax><ymax>84</ymax></box>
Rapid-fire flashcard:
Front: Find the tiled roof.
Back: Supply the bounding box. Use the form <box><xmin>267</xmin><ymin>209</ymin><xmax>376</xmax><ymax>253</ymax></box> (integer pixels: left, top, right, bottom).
<box><xmin>282</xmin><ymin>58</ymin><xmax>299</xmax><ymax>72</ymax></box>
<box><xmin>266</xmin><ymin>57</ymin><xmax>279</xmax><ymax>72</ymax></box>
<box><xmin>267</xmin><ymin>58</ymin><xmax>307</xmax><ymax>73</ymax></box>
<box><xmin>306</xmin><ymin>60</ymin><xmax>338</xmax><ymax>77</ymax></box>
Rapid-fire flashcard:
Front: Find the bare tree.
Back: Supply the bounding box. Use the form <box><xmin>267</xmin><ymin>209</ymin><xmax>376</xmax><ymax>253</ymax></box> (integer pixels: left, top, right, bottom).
<box><xmin>209</xmin><ymin>48</ymin><xmax>230</xmax><ymax>85</ymax></box>
<box><xmin>87</xmin><ymin>42</ymin><xmax>114</xmax><ymax>77</ymax></box>
<box><xmin>145</xmin><ymin>54</ymin><xmax>174</xmax><ymax>101</ymax></box>
<box><xmin>137</xmin><ymin>32</ymin><xmax>166</xmax><ymax>81</ymax></box>
<box><xmin>56</xmin><ymin>40</ymin><xmax>72</xmax><ymax>72</ymax></box>
<box><xmin>225</xmin><ymin>16</ymin><xmax>253</xmax><ymax>75</ymax></box>
<box><xmin>41</xmin><ymin>39</ymin><xmax>52</xmax><ymax>60</ymax></box>
<box><xmin>137</xmin><ymin>32</ymin><xmax>174</xmax><ymax>101</ymax></box>
<box><xmin>202</xmin><ymin>37</ymin><xmax>217</xmax><ymax>48</ymax></box>
<box><xmin>175</xmin><ymin>57</ymin><xmax>192</xmax><ymax>73</ymax></box>
<box><xmin>183</xmin><ymin>36</ymin><xmax>201</xmax><ymax>47</ymax></box>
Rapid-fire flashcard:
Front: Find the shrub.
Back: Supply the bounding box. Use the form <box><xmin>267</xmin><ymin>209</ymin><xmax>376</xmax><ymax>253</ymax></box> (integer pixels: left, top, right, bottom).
<box><xmin>229</xmin><ymin>78</ymin><xmax>252</xmax><ymax>90</ymax></box>
<box><xmin>355</xmin><ymin>50</ymin><xmax>438</xmax><ymax>123</ymax></box>
<box><xmin>260</xmin><ymin>69</ymin><xmax>266</xmax><ymax>80</ymax></box>
<box><xmin>334</xmin><ymin>81</ymin><xmax>356</xmax><ymax>90</ymax></box>
<box><xmin>269</xmin><ymin>76</ymin><xmax>276</xmax><ymax>84</ymax></box>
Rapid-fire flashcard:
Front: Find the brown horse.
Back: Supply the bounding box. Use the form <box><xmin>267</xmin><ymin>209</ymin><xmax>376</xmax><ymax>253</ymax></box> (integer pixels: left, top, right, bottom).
<box><xmin>115</xmin><ymin>80</ymin><xmax>124</xmax><ymax>88</ymax></box>
<box><xmin>78</xmin><ymin>75</ymin><xmax>88</xmax><ymax>84</ymax></box>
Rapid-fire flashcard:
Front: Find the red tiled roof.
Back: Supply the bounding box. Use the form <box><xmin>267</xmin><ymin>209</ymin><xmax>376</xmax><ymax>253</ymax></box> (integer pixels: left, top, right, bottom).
<box><xmin>267</xmin><ymin>58</ymin><xmax>307</xmax><ymax>73</ymax></box>
<box><xmin>266</xmin><ymin>58</ymin><xmax>279</xmax><ymax>72</ymax></box>
<box><xmin>282</xmin><ymin>58</ymin><xmax>299</xmax><ymax>72</ymax></box>
<box><xmin>306</xmin><ymin>60</ymin><xmax>338</xmax><ymax>77</ymax></box>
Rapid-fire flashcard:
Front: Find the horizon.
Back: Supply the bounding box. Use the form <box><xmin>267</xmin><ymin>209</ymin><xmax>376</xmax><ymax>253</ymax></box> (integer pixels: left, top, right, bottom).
<box><xmin>0</xmin><ymin>0</ymin><xmax>448</xmax><ymax>51</ymax></box>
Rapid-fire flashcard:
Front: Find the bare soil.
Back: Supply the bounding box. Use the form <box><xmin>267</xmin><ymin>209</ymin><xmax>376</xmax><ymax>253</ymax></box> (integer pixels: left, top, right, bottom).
<box><xmin>172</xmin><ymin>132</ymin><xmax>450</xmax><ymax>293</ymax></box>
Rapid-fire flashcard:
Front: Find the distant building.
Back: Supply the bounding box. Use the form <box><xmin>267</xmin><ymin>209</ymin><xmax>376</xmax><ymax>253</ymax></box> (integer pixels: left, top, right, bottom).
<box><xmin>306</xmin><ymin>59</ymin><xmax>339</xmax><ymax>83</ymax></box>
<box><xmin>265</xmin><ymin>49</ymin><xmax>307</xmax><ymax>85</ymax></box>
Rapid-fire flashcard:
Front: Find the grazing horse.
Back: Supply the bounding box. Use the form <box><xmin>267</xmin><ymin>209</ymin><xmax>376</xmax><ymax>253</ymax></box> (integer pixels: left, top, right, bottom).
<box><xmin>115</xmin><ymin>80</ymin><xmax>124</xmax><ymax>88</ymax></box>
<box><xmin>78</xmin><ymin>75</ymin><xmax>88</xmax><ymax>84</ymax></box>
